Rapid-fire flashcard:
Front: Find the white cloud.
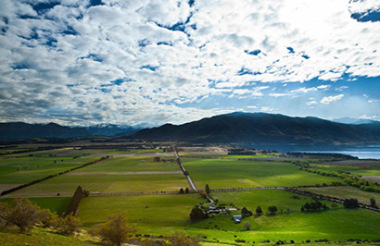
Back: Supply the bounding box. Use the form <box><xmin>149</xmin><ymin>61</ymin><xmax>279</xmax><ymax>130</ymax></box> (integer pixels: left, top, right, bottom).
<box><xmin>317</xmin><ymin>85</ymin><xmax>331</xmax><ymax>90</ymax></box>
<box><xmin>335</xmin><ymin>86</ymin><xmax>349</xmax><ymax>91</ymax></box>
<box><xmin>291</xmin><ymin>87</ymin><xmax>318</xmax><ymax>94</ymax></box>
<box><xmin>320</xmin><ymin>94</ymin><xmax>345</xmax><ymax>104</ymax></box>
<box><xmin>269</xmin><ymin>93</ymin><xmax>289</xmax><ymax>97</ymax></box>
<box><xmin>0</xmin><ymin>0</ymin><xmax>379</xmax><ymax>125</ymax></box>
<box><xmin>306</xmin><ymin>99</ymin><xmax>318</xmax><ymax>106</ymax></box>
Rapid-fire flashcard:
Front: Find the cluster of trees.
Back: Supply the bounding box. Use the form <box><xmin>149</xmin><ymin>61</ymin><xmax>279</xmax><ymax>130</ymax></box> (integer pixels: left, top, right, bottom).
<box><xmin>179</xmin><ymin>187</ymin><xmax>190</xmax><ymax>194</ymax></box>
<box><xmin>190</xmin><ymin>205</ymin><xmax>208</xmax><ymax>221</ymax></box>
<box><xmin>0</xmin><ymin>198</ymin><xmax>80</xmax><ymax>234</ymax></box>
<box><xmin>300</xmin><ymin>166</ymin><xmax>380</xmax><ymax>194</ymax></box>
<box><xmin>370</xmin><ymin>198</ymin><xmax>378</xmax><ymax>208</ymax></box>
<box><xmin>241</xmin><ymin>207</ymin><xmax>253</xmax><ymax>217</ymax></box>
<box><xmin>267</xmin><ymin>206</ymin><xmax>278</xmax><ymax>215</ymax></box>
<box><xmin>343</xmin><ymin>198</ymin><xmax>360</xmax><ymax>209</ymax></box>
<box><xmin>301</xmin><ymin>201</ymin><xmax>328</xmax><ymax>212</ymax></box>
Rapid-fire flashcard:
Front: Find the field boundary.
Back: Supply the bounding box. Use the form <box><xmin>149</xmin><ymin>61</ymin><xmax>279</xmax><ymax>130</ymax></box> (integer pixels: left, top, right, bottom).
<box><xmin>0</xmin><ymin>156</ymin><xmax>110</xmax><ymax>197</ymax></box>
<box><xmin>90</xmin><ymin>189</ymin><xmax>197</xmax><ymax>197</ymax></box>
<box><xmin>285</xmin><ymin>188</ymin><xmax>380</xmax><ymax>213</ymax></box>
<box><xmin>174</xmin><ymin>146</ymin><xmax>198</xmax><ymax>192</ymax></box>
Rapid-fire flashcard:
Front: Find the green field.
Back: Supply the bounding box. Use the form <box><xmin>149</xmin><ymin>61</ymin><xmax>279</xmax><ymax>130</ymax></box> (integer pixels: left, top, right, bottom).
<box><xmin>8</xmin><ymin>172</ymin><xmax>189</xmax><ymax>197</ymax></box>
<box><xmin>77</xmin><ymin>190</ymin><xmax>380</xmax><ymax>245</ymax></box>
<box><xmin>1</xmin><ymin>197</ymin><xmax>71</xmax><ymax>215</ymax></box>
<box><xmin>182</xmin><ymin>158</ymin><xmax>341</xmax><ymax>189</ymax></box>
<box><xmin>78</xmin><ymin>193</ymin><xmax>202</xmax><ymax>230</ymax></box>
<box><xmin>71</xmin><ymin>156</ymin><xmax>180</xmax><ymax>172</ymax></box>
<box><xmin>301</xmin><ymin>186</ymin><xmax>380</xmax><ymax>205</ymax></box>
<box><xmin>0</xmin><ymin>228</ymin><xmax>97</xmax><ymax>246</ymax></box>
<box><xmin>0</xmin><ymin>156</ymin><xmax>98</xmax><ymax>185</ymax></box>
<box><xmin>2</xmin><ymin>146</ymin><xmax>380</xmax><ymax>246</ymax></box>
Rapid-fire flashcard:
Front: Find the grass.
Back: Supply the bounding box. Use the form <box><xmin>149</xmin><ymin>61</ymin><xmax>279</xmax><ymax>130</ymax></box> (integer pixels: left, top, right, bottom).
<box><xmin>2</xmin><ymin>146</ymin><xmax>380</xmax><ymax>245</ymax></box>
<box><xmin>188</xmin><ymin>190</ymin><xmax>380</xmax><ymax>243</ymax></box>
<box><xmin>0</xmin><ymin>228</ymin><xmax>98</xmax><ymax>246</ymax></box>
<box><xmin>1</xmin><ymin>197</ymin><xmax>71</xmax><ymax>215</ymax></box>
<box><xmin>0</xmin><ymin>156</ymin><xmax>99</xmax><ymax>184</ymax></box>
<box><xmin>77</xmin><ymin>190</ymin><xmax>380</xmax><ymax>245</ymax></box>
<box><xmin>182</xmin><ymin>158</ymin><xmax>341</xmax><ymax>190</ymax></box>
<box><xmin>78</xmin><ymin>193</ymin><xmax>202</xmax><ymax>231</ymax></box>
<box><xmin>8</xmin><ymin>173</ymin><xmax>190</xmax><ymax>196</ymax></box>
<box><xmin>300</xmin><ymin>186</ymin><xmax>380</xmax><ymax>206</ymax></box>
<box><xmin>71</xmin><ymin>156</ymin><xmax>180</xmax><ymax>172</ymax></box>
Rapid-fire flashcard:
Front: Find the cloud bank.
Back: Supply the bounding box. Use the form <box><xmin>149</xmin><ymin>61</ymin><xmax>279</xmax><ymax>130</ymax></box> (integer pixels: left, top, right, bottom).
<box><xmin>0</xmin><ymin>0</ymin><xmax>379</xmax><ymax>126</ymax></box>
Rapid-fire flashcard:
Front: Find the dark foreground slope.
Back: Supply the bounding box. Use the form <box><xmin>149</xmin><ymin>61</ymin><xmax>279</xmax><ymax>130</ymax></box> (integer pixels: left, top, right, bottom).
<box><xmin>127</xmin><ymin>112</ymin><xmax>380</xmax><ymax>146</ymax></box>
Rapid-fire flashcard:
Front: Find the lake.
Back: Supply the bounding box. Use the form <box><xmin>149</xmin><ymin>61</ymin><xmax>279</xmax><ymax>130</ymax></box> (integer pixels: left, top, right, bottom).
<box><xmin>244</xmin><ymin>145</ymin><xmax>380</xmax><ymax>159</ymax></box>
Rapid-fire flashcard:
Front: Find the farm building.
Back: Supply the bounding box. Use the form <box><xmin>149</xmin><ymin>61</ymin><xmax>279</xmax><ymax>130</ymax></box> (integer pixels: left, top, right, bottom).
<box><xmin>232</xmin><ymin>215</ymin><xmax>242</xmax><ymax>223</ymax></box>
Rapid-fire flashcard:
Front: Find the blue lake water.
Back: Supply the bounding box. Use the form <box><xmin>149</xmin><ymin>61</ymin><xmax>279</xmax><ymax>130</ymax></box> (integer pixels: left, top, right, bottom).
<box><xmin>244</xmin><ymin>145</ymin><xmax>380</xmax><ymax>159</ymax></box>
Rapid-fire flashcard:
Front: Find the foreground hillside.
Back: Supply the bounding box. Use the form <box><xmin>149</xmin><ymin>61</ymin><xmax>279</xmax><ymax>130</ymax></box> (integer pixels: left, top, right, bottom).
<box><xmin>127</xmin><ymin>112</ymin><xmax>380</xmax><ymax>145</ymax></box>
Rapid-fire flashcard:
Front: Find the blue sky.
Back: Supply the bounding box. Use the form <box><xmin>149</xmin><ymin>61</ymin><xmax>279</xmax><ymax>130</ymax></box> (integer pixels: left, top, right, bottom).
<box><xmin>0</xmin><ymin>0</ymin><xmax>380</xmax><ymax>126</ymax></box>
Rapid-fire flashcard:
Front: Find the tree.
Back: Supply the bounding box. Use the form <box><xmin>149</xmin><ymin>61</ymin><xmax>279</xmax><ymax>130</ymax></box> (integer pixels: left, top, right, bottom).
<box><xmin>268</xmin><ymin>206</ymin><xmax>278</xmax><ymax>215</ymax></box>
<box><xmin>91</xmin><ymin>213</ymin><xmax>135</xmax><ymax>246</ymax></box>
<box><xmin>241</xmin><ymin>207</ymin><xmax>253</xmax><ymax>217</ymax></box>
<box><xmin>179</xmin><ymin>188</ymin><xmax>184</xmax><ymax>194</ymax></box>
<box><xmin>169</xmin><ymin>232</ymin><xmax>200</xmax><ymax>246</ymax></box>
<box><xmin>370</xmin><ymin>198</ymin><xmax>378</xmax><ymax>208</ymax></box>
<box><xmin>55</xmin><ymin>214</ymin><xmax>81</xmax><ymax>235</ymax></box>
<box><xmin>343</xmin><ymin>199</ymin><xmax>359</xmax><ymax>209</ymax></box>
<box><xmin>205</xmin><ymin>184</ymin><xmax>211</xmax><ymax>194</ymax></box>
<box><xmin>190</xmin><ymin>206</ymin><xmax>208</xmax><ymax>221</ymax></box>
<box><xmin>1</xmin><ymin>198</ymin><xmax>42</xmax><ymax>233</ymax></box>
<box><xmin>242</xmin><ymin>221</ymin><xmax>251</xmax><ymax>231</ymax></box>
<box><xmin>255</xmin><ymin>206</ymin><xmax>263</xmax><ymax>215</ymax></box>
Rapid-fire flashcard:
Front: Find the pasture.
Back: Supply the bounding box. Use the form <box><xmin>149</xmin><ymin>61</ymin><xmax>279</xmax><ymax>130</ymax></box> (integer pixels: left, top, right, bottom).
<box><xmin>182</xmin><ymin>158</ymin><xmax>342</xmax><ymax>189</ymax></box>
<box><xmin>300</xmin><ymin>186</ymin><xmax>380</xmax><ymax>205</ymax></box>
<box><xmin>77</xmin><ymin>190</ymin><xmax>380</xmax><ymax>245</ymax></box>
<box><xmin>2</xmin><ymin>145</ymin><xmax>380</xmax><ymax>246</ymax></box>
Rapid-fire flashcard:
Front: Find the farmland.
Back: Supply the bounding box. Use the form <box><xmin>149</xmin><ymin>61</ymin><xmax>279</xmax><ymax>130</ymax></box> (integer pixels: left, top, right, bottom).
<box><xmin>1</xmin><ymin>144</ymin><xmax>380</xmax><ymax>245</ymax></box>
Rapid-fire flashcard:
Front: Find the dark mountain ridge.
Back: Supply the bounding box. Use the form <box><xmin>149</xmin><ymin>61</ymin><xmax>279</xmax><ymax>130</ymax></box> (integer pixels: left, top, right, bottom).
<box><xmin>0</xmin><ymin>122</ymin><xmax>137</xmax><ymax>140</ymax></box>
<box><xmin>127</xmin><ymin>112</ymin><xmax>380</xmax><ymax>146</ymax></box>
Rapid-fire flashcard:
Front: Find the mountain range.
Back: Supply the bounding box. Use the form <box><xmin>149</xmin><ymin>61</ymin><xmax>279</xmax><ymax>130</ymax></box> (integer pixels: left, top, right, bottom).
<box><xmin>1</xmin><ymin>113</ymin><xmax>380</xmax><ymax>146</ymax></box>
<box><xmin>126</xmin><ymin>112</ymin><xmax>380</xmax><ymax>146</ymax></box>
<box><xmin>0</xmin><ymin>122</ymin><xmax>137</xmax><ymax>140</ymax></box>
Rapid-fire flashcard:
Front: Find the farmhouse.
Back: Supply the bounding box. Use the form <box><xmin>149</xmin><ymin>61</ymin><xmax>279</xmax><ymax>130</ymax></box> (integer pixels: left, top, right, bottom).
<box><xmin>232</xmin><ymin>215</ymin><xmax>242</xmax><ymax>223</ymax></box>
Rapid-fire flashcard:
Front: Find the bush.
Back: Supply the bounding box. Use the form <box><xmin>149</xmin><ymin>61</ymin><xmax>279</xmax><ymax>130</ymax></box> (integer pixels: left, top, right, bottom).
<box><xmin>255</xmin><ymin>206</ymin><xmax>263</xmax><ymax>215</ymax></box>
<box><xmin>190</xmin><ymin>206</ymin><xmax>208</xmax><ymax>221</ymax></box>
<box><xmin>242</xmin><ymin>221</ymin><xmax>251</xmax><ymax>231</ymax></box>
<box><xmin>0</xmin><ymin>198</ymin><xmax>42</xmax><ymax>233</ymax></box>
<box><xmin>168</xmin><ymin>232</ymin><xmax>200</xmax><ymax>246</ymax></box>
<box><xmin>55</xmin><ymin>214</ymin><xmax>81</xmax><ymax>235</ymax></box>
<box><xmin>268</xmin><ymin>206</ymin><xmax>278</xmax><ymax>215</ymax></box>
<box><xmin>91</xmin><ymin>213</ymin><xmax>135</xmax><ymax>246</ymax></box>
<box><xmin>241</xmin><ymin>207</ymin><xmax>253</xmax><ymax>217</ymax></box>
<box><xmin>343</xmin><ymin>199</ymin><xmax>359</xmax><ymax>209</ymax></box>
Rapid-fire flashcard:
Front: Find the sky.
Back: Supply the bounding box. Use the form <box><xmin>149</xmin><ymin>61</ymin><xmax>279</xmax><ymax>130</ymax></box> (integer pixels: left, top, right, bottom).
<box><xmin>0</xmin><ymin>0</ymin><xmax>380</xmax><ymax>127</ymax></box>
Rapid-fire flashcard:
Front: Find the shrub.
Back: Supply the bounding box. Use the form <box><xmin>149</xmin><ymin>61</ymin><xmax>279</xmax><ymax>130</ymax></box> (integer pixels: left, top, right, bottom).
<box><xmin>91</xmin><ymin>213</ymin><xmax>135</xmax><ymax>246</ymax></box>
<box><xmin>168</xmin><ymin>232</ymin><xmax>200</xmax><ymax>246</ymax></box>
<box><xmin>255</xmin><ymin>206</ymin><xmax>263</xmax><ymax>215</ymax></box>
<box><xmin>55</xmin><ymin>214</ymin><xmax>81</xmax><ymax>235</ymax></box>
<box><xmin>343</xmin><ymin>198</ymin><xmax>359</xmax><ymax>209</ymax></box>
<box><xmin>190</xmin><ymin>206</ymin><xmax>208</xmax><ymax>221</ymax></box>
<box><xmin>242</xmin><ymin>221</ymin><xmax>251</xmax><ymax>231</ymax></box>
<box><xmin>268</xmin><ymin>206</ymin><xmax>278</xmax><ymax>215</ymax></box>
<box><xmin>0</xmin><ymin>198</ymin><xmax>42</xmax><ymax>233</ymax></box>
